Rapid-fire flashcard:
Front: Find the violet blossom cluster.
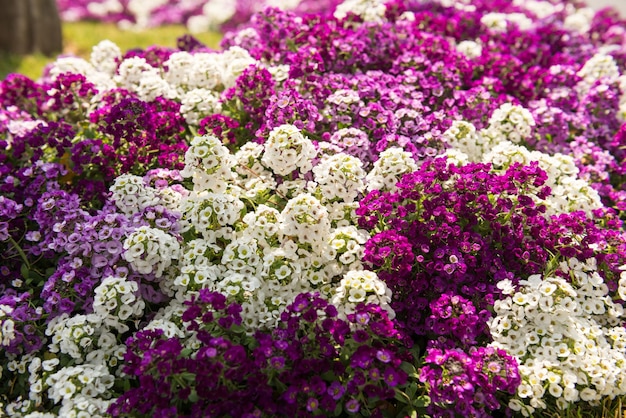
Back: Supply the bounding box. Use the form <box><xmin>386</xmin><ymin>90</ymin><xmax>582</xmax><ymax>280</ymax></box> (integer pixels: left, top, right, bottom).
<box><xmin>3</xmin><ymin>0</ymin><xmax>626</xmax><ymax>417</ymax></box>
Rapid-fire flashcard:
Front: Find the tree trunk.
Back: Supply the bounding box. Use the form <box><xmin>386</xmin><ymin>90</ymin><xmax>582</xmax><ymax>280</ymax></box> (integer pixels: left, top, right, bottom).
<box><xmin>0</xmin><ymin>0</ymin><xmax>62</xmax><ymax>56</ymax></box>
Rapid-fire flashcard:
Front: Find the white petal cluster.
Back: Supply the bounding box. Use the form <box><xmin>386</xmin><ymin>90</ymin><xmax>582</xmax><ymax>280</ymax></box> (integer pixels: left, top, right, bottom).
<box><xmin>93</xmin><ymin>276</ymin><xmax>145</xmax><ymax>323</ymax></box>
<box><xmin>366</xmin><ymin>147</ymin><xmax>418</xmax><ymax>192</ymax></box>
<box><xmin>180</xmin><ymin>134</ymin><xmax>237</xmax><ymax>193</ymax></box>
<box><xmin>262</xmin><ymin>124</ymin><xmax>317</xmax><ymax>176</ymax></box>
<box><xmin>576</xmin><ymin>53</ymin><xmax>620</xmax><ymax>97</ymax></box>
<box><xmin>481</xmin><ymin>12</ymin><xmax>533</xmax><ymax>32</ymax></box>
<box><xmin>485</xmin><ymin>103</ymin><xmax>536</xmax><ymax>145</ymax></box>
<box><xmin>187</xmin><ymin>0</ymin><xmax>238</xmax><ymax>32</ymax></box>
<box><xmin>180</xmin><ymin>88</ymin><xmax>222</xmax><ymax>125</ymax></box>
<box><xmin>0</xmin><ymin>304</ymin><xmax>16</xmax><ymax>347</ymax></box>
<box><xmin>334</xmin><ymin>0</ymin><xmax>388</xmax><ymax>22</ymax></box>
<box><xmin>455</xmin><ymin>40</ymin><xmax>482</xmax><ymax>59</ymax></box>
<box><xmin>331</xmin><ymin>270</ymin><xmax>394</xmax><ymax>320</ymax></box>
<box><xmin>180</xmin><ymin>191</ymin><xmax>244</xmax><ymax>238</ymax></box>
<box><xmin>280</xmin><ymin>193</ymin><xmax>331</xmax><ymax>251</ymax></box>
<box><xmin>563</xmin><ymin>6</ymin><xmax>595</xmax><ymax>34</ymax></box>
<box><xmin>44</xmin><ymin>312</ymin><xmax>126</xmax><ymax>374</ymax></box>
<box><xmin>313</xmin><ymin>153</ymin><xmax>367</xmax><ymax>203</ymax></box>
<box><xmin>323</xmin><ymin>226</ymin><xmax>369</xmax><ymax>275</ymax></box>
<box><xmin>109</xmin><ymin>174</ymin><xmax>159</xmax><ymax>215</ymax></box>
<box><xmin>115</xmin><ymin>56</ymin><xmax>175</xmax><ymax>102</ymax></box>
<box><xmin>46</xmin><ymin>314</ymin><xmax>103</xmax><ymax>361</ymax></box>
<box><xmin>443</xmin><ymin>120</ymin><xmax>496</xmax><ymax>162</ymax></box>
<box><xmin>490</xmin><ymin>258</ymin><xmax>626</xmax><ymax>415</ymax></box>
<box><xmin>164</xmin><ymin>51</ymin><xmax>224</xmax><ymax>94</ymax></box>
<box><xmin>46</xmin><ymin>364</ymin><xmax>114</xmax><ymax>412</ymax></box>
<box><xmin>123</xmin><ymin>225</ymin><xmax>181</xmax><ymax>278</ymax></box>
<box><xmin>90</xmin><ymin>40</ymin><xmax>122</xmax><ymax>76</ymax></box>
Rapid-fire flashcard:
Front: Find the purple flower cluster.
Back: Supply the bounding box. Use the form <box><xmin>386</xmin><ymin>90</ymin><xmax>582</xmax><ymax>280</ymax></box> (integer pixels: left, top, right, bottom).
<box><xmin>420</xmin><ymin>346</ymin><xmax>520</xmax><ymax>417</ymax></box>
<box><xmin>358</xmin><ymin>158</ymin><xmax>551</xmax><ymax>336</ymax></box>
<box><xmin>111</xmin><ymin>291</ymin><xmax>418</xmax><ymax>417</ymax></box>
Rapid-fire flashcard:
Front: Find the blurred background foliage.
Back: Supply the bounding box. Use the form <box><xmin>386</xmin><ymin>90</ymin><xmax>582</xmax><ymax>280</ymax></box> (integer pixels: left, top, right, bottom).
<box><xmin>0</xmin><ymin>21</ymin><xmax>221</xmax><ymax>80</ymax></box>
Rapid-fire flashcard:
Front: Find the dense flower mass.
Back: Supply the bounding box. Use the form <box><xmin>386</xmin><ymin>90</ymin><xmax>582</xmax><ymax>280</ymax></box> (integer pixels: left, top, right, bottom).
<box><xmin>55</xmin><ymin>0</ymin><xmax>342</xmax><ymax>31</ymax></box>
<box><xmin>3</xmin><ymin>0</ymin><xmax>626</xmax><ymax>416</ymax></box>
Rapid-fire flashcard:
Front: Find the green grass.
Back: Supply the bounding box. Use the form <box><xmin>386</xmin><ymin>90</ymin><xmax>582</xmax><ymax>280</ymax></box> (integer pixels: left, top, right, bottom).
<box><xmin>0</xmin><ymin>21</ymin><xmax>222</xmax><ymax>80</ymax></box>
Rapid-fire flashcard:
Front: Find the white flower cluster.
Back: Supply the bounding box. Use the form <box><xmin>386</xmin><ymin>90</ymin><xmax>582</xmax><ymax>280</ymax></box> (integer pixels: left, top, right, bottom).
<box><xmin>5</xmin><ymin>356</ymin><xmax>60</xmax><ymax>416</ymax></box>
<box><xmin>180</xmin><ymin>191</ymin><xmax>244</xmax><ymax>240</ymax></box>
<box><xmin>46</xmin><ymin>314</ymin><xmax>103</xmax><ymax>361</ymax></box>
<box><xmin>179</xmin><ymin>88</ymin><xmax>222</xmax><ymax>125</ymax></box>
<box><xmin>576</xmin><ymin>53</ymin><xmax>620</xmax><ymax>97</ymax></box>
<box><xmin>334</xmin><ymin>0</ymin><xmax>388</xmax><ymax>22</ymax></box>
<box><xmin>129</xmin><ymin>123</ymin><xmax>390</xmax><ymax>330</ymax></box>
<box><xmin>484</xmin><ymin>103</ymin><xmax>536</xmax><ymax>145</ymax></box>
<box><xmin>331</xmin><ymin>270</ymin><xmax>394</xmax><ymax>320</ymax></box>
<box><xmin>619</xmin><ymin>269</ymin><xmax>626</xmax><ymax>301</ymax></box>
<box><xmin>0</xmin><ymin>304</ymin><xmax>16</xmax><ymax>347</ymax></box>
<box><xmin>46</xmin><ymin>364</ymin><xmax>115</xmax><ymax>416</ymax></box>
<box><xmin>515</xmin><ymin>0</ymin><xmax>561</xmax><ymax>20</ymax></box>
<box><xmin>173</xmin><ymin>238</ymin><xmax>225</xmax><ymax>299</ymax></box>
<box><xmin>50</xmin><ymin>40</ymin><xmax>260</xmax><ymax>113</ymax></box>
<box><xmin>313</xmin><ymin>153</ymin><xmax>367</xmax><ymax>203</ymax></box>
<box><xmin>563</xmin><ymin>6</ymin><xmax>595</xmax><ymax>34</ymax></box>
<box><xmin>187</xmin><ymin>0</ymin><xmax>238</xmax><ymax>32</ymax></box>
<box><xmin>490</xmin><ymin>258</ymin><xmax>626</xmax><ymax>416</ymax></box>
<box><xmin>115</xmin><ymin>56</ymin><xmax>175</xmax><ymax>102</ymax></box>
<box><xmin>323</xmin><ymin>226</ymin><xmax>369</xmax><ymax>275</ymax></box>
<box><xmin>180</xmin><ymin>134</ymin><xmax>237</xmax><ymax>193</ymax></box>
<box><xmin>444</xmin><ymin>102</ymin><xmax>601</xmax><ymax>217</ymax></box>
<box><xmin>89</xmin><ymin>39</ymin><xmax>122</xmax><ymax>76</ymax></box>
<box><xmin>262</xmin><ymin>124</ymin><xmax>317</xmax><ymax>176</ymax></box>
<box><xmin>365</xmin><ymin>147</ymin><xmax>418</xmax><ymax>192</ymax></box>
<box><xmin>93</xmin><ymin>276</ymin><xmax>145</xmax><ymax>324</ymax></box>
<box><xmin>123</xmin><ymin>225</ymin><xmax>181</xmax><ymax>277</ymax></box>
<box><xmin>480</xmin><ymin>12</ymin><xmax>533</xmax><ymax>32</ymax></box>
<box><xmin>280</xmin><ymin>193</ymin><xmax>331</xmax><ymax>251</ymax></box>
<box><xmin>455</xmin><ymin>40</ymin><xmax>482</xmax><ymax>59</ymax></box>
<box><xmin>442</xmin><ymin>120</ymin><xmax>496</xmax><ymax>162</ymax></box>
<box><xmin>6</xmin><ymin>343</ymin><xmax>123</xmax><ymax>417</ymax></box>
<box><xmin>109</xmin><ymin>174</ymin><xmax>160</xmax><ymax>215</ymax></box>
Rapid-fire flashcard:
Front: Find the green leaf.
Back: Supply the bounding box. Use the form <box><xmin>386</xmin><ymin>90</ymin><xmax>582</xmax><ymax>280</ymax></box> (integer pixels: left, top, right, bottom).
<box><xmin>20</xmin><ymin>264</ymin><xmax>29</xmax><ymax>280</ymax></box>
<box><xmin>399</xmin><ymin>361</ymin><xmax>420</xmax><ymax>378</ymax></box>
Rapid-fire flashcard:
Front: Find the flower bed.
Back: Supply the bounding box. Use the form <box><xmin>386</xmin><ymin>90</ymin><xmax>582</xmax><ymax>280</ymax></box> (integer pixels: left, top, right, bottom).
<box><xmin>55</xmin><ymin>0</ymin><xmax>341</xmax><ymax>31</ymax></box>
<box><xmin>3</xmin><ymin>0</ymin><xmax>626</xmax><ymax>417</ymax></box>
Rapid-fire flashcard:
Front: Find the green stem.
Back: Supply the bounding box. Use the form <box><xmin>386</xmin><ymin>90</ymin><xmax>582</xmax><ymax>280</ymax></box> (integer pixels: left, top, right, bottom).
<box><xmin>8</xmin><ymin>235</ymin><xmax>31</xmax><ymax>270</ymax></box>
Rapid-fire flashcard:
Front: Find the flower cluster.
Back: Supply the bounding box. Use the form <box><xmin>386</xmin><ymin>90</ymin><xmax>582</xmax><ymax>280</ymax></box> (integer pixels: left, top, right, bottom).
<box><xmin>490</xmin><ymin>258</ymin><xmax>626</xmax><ymax>415</ymax></box>
<box><xmin>111</xmin><ymin>291</ymin><xmax>420</xmax><ymax>417</ymax></box>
